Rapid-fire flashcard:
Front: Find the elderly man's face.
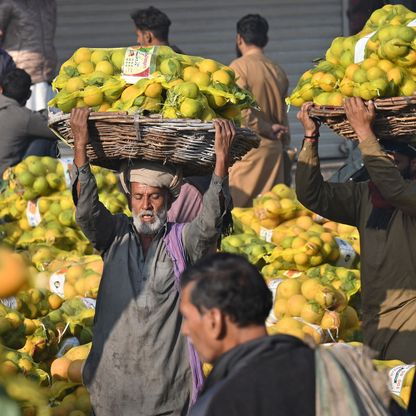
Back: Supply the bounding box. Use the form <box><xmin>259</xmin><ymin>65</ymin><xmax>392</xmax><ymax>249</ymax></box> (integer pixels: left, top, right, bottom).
<box><xmin>130</xmin><ymin>182</ymin><xmax>168</xmax><ymax>234</ymax></box>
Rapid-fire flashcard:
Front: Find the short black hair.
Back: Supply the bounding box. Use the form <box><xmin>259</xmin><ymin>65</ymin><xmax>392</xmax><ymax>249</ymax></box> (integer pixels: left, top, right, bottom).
<box><xmin>181</xmin><ymin>253</ymin><xmax>272</xmax><ymax>327</ymax></box>
<box><xmin>131</xmin><ymin>6</ymin><xmax>171</xmax><ymax>41</ymax></box>
<box><xmin>1</xmin><ymin>68</ymin><xmax>31</xmax><ymax>104</ymax></box>
<box><xmin>237</xmin><ymin>14</ymin><xmax>269</xmax><ymax>48</ymax></box>
<box><xmin>380</xmin><ymin>139</ymin><xmax>416</xmax><ymax>159</ymax></box>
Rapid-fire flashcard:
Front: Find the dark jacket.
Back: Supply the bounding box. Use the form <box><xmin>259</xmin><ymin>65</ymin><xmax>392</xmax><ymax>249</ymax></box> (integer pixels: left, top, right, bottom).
<box><xmin>0</xmin><ymin>0</ymin><xmax>57</xmax><ymax>83</ymax></box>
<box><xmin>0</xmin><ymin>94</ymin><xmax>56</xmax><ymax>175</ymax></box>
<box><xmin>0</xmin><ymin>48</ymin><xmax>15</xmax><ymax>83</ymax></box>
<box><xmin>189</xmin><ymin>335</ymin><xmax>315</xmax><ymax>416</ymax></box>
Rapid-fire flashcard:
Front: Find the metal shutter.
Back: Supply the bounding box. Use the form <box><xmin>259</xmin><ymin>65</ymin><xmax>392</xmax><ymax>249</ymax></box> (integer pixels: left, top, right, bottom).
<box><xmin>55</xmin><ymin>0</ymin><xmax>346</xmax><ymax>158</ymax></box>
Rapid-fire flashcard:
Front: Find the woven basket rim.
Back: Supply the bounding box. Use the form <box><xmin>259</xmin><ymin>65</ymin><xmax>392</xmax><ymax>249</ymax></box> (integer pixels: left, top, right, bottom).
<box><xmin>309</xmin><ymin>95</ymin><xmax>416</xmax><ymax>117</ymax></box>
<box><xmin>48</xmin><ymin>111</ymin><xmax>256</xmax><ymax>135</ymax></box>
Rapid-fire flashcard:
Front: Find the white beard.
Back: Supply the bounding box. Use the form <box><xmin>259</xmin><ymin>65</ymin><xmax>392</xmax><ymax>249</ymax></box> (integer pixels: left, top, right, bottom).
<box><xmin>132</xmin><ymin>208</ymin><xmax>167</xmax><ymax>235</ymax></box>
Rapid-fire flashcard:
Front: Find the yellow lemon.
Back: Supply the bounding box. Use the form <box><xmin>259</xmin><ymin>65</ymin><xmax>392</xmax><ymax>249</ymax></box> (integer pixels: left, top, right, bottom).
<box><xmin>95</xmin><ymin>61</ymin><xmax>114</xmax><ymax>75</ymax></box>
<box><xmin>73</xmin><ymin>48</ymin><xmax>92</xmax><ymax>64</ymax></box>
<box><xmin>212</xmin><ymin>69</ymin><xmax>232</xmax><ymax>85</ymax></box>
<box><xmin>198</xmin><ymin>59</ymin><xmax>219</xmax><ymax>74</ymax></box>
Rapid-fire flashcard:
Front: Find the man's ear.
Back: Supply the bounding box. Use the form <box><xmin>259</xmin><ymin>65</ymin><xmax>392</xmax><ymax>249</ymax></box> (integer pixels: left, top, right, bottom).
<box><xmin>145</xmin><ymin>30</ymin><xmax>153</xmax><ymax>45</ymax></box>
<box><xmin>206</xmin><ymin>308</ymin><xmax>226</xmax><ymax>340</ymax></box>
<box><xmin>0</xmin><ymin>86</ymin><xmax>3</xmax><ymax>94</ymax></box>
<box><xmin>236</xmin><ymin>33</ymin><xmax>243</xmax><ymax>46</ymax></box>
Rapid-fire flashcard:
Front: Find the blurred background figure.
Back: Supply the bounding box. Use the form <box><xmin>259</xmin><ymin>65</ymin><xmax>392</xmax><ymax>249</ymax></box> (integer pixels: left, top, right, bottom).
<box><xmin>0</xmin><ymin>0</ymin><xmax>57</xmax><ymax>111</ymax></box>
<box><xmin>0</xmin><ymin>48</ymin><xmax>15</xmax><ymax>83</ymax></box>
<box><xmin>229</xmin><ymin>14</ymin><xmax>292</xmax><ymax>208</ymax></box>
<box><xmin>0</xmin><ymin>68</ymin><xmax>57</xmax><ymax>178</ymax></box>
<box><xmin>131</xmin><ymin>6</ymin><xmax>183</xmax><ymax>54</ymax></box>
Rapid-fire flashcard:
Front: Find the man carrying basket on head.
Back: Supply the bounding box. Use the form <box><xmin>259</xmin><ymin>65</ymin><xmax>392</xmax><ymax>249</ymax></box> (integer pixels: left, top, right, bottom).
<box><xmin>70</xmin><ymin>107</ymin><xmax>235</xmax><ymax>416</ymax></box>
<box><xmin>296</xmin><ymin>97</ymin><xmax>416</xmax><ymax>364</ymax></box>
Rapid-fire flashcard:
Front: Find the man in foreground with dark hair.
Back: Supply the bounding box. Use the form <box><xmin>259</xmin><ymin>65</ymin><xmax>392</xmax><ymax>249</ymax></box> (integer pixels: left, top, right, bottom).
<box><xmin>229</xmin><ymin>14</ymin><xmax>291</xmax><ymax>207</ymax></box>
<box><xmin>180</xmin><ymin>252</ymin><xmax>316</xmax><ymax>416</ymax></box>
<box><xmin>0</xmin><ymin>68</ymin><xmax>57</xmax><ymax>177</ymax></box>
<box><xmin>131</xmin><ymin>6</ymin><xmax>183</xmax><ymax>53</ymax></box>
<box><xmin>180</xmin><ymin>253</ymin><xmax>409</xmax><ymax>416</ymax></box>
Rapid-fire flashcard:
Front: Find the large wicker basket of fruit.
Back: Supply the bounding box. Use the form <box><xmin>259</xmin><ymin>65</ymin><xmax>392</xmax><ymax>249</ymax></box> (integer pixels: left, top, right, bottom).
<box><xmin>48</xmin><ymin>112</ymin><xmax>259</xmax><ymax>175</ymax></box>
<box><xmin>48</xmin><ymin>45</ymin><xmax>259</xmax><ymax>174</ymax></box>
<box><xmin>287</xmin><ymin>4</ymin><xmax>416</xmax><ymax>141</ymax></box>
<box><xmin>308</xmin><ymin>95</ymin><xmax>416</xmax><ymax>140</ymax></box>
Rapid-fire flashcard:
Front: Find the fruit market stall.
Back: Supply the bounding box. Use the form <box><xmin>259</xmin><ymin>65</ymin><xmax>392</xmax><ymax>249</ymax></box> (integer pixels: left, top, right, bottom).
<box><xmin>1</xmin><ymin>10</ymin><xmax>416</xmax><ymax>412</ymax></box>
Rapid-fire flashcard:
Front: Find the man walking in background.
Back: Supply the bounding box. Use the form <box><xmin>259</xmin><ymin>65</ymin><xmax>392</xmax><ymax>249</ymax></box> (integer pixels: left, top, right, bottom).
<box><xmin>131</xmin><ymin>6</ymin><xmax>183</xmax><ymax>54</ymax></box>
<box><xmin>229</xmin><ymin>14</ymin><xmax>291</xmax><ymax>207</ymax></box>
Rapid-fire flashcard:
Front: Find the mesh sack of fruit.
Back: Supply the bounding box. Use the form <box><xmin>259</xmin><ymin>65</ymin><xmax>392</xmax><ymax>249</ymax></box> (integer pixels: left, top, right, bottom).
<box><xmin>287</xmin><ymin>4</ymin><xmax>416</xmax><ymax>107</ymax></box>
<box><xmin>49</xmin><ymin>45</ymin><xmax>256</xmax><ymax>121</ymax></box>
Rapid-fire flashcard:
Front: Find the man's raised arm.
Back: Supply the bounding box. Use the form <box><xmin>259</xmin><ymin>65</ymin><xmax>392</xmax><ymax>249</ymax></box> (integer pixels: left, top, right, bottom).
<box><xmin>295</xmin><ymin>102</ymin><xmax>363</xmax><ymax>226</ymax></box>
<box><xmin>183</xmin><ymin>119</ymin><xmax>235</xmax><ymax>262</ymax></box>
<box><xmin>70</xmin><ymin>108</ymin><xmax>120</xmax><ymax>252</ymax></box>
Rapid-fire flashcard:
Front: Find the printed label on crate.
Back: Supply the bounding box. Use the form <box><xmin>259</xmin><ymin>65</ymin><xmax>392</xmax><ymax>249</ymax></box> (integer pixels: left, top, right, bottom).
<box><xmin>259</xmin><ymin>227</ymin><xmax>273</xmax><ymax>243</ymax></box>
<box><xmin>56</xmin><ymin>337</ymin><xmax>80</xmax><ymax>357</ymax></box>
<box><xmin>354</xmin><ymin>31</ymin><xmax>377</xmax><ymax>63</ymax></box>
<box><xmin>266</xmin><ymin>278</ymin><xmax>283</xmax><ymax>324</ymax></box>
<box><xmin>389</xmin><ymin>365</ymin><xmax>415</xmax><ymax>395</ymax></box>
<box><xmin>335</xmin><ymin>237</ymin><xmax>356</xmax><ymax>268</ymax></box>
<box><xmin>81</xmin><ymin>297</ymin><xmax>96</xmax><ymax>309</ymax></box>
<box><xmin>313</xmin><ymin>214</ymin><xmax>328</xmax><ymax>224</ymax></box>
<box><xmin>0</xmin><ymin>297</ymin><xmax>17</xmax><ymax>309</ymax></box>
<box><xmin>50</xmin><ymin>270</ymin><xmax>67</xmax><ymax>298</ymax></box>
<box><xmin>294</xmin><ymin>317</ymin><xmax>326</xmax><ymax>343</ymax></box>
<box><xmin>282</xmin><ymin>270</ymin><xmax>304</xmax><ymax>279</ymax></box>
<box><xmin>122</xmin><ymin>46</ymin><xmax>156</xmax><ymax>84</ymax></box>
<box><xmin>59</xmin><ymin>158</ymin><xmax>73</xmax><ymax>188</ymax></box>
<box><xmin>26</xmin><ymin>200</ymin><xmax>41</xmax><ymax>227</ymax></box>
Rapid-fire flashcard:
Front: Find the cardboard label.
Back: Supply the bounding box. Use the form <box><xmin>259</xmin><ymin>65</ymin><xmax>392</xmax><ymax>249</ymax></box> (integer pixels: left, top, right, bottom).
<box><xmin>354</xmin><ymin>31</ymin><xmax>377</xmax><ymax>63</ymax></box>
<box><xmin>81</xmin><ymin>297</ymin><xmax>96</xmax><ymax>309</ymax></box>
<box><xmin>259</xmin><ymin>227</ymin><xmax>273</xmax><ymax>243</ymax></box>
<box><xmin>0</xmin><ymin>297</ymin><xmax>17</xmax><ymax>309</ymax></box>
<box><xmin>59</xmin><ymin>158</ymin><xmax>73</xmax><ymax>188</ymax></box>
<box><xmin>266</xmin><ymin>278</ymin><xmax>283</xmax><ymax>324</ymax></box>
<box><xmin>335</xmin><ymin>237</ymin><xmax>356</xmax><ymax>268</ymax></box>
<box><xmin>122</xmin><ymin>46</ymin><xmax>156</xmax><ymax>84</ymax></box>
<box><xmin>50</xmin><ymin>271</ymin><xmax>66</xmax><ymax>298</ymax></box>
<box><xmin>56</xmin><ymin>337</ymin><xmax>80</xmax><ymax>357</ymax></box>
<box><xmin>26</xmin><ymin>200</ymin><xmax>41</xmax><ymax>227</ymax></box>
<box><xmin>389</xmin><ymin>365</ymin><xmax>415</xmax><ymax>395</ymax></box>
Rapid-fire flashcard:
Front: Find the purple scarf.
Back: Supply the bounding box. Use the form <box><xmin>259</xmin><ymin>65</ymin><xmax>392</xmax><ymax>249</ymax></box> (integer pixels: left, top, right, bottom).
<box><xmin>164</xmin><ymin>222</ymin><xmax>204</xmax><ymax>405</ymax></box>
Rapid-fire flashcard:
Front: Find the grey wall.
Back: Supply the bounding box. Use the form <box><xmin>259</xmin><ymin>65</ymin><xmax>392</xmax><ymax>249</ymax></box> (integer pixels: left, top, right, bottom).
<box><xmin>55</xmin><ymin>0</ymin><xmax>347</xmax><ymax>158</ymax></box>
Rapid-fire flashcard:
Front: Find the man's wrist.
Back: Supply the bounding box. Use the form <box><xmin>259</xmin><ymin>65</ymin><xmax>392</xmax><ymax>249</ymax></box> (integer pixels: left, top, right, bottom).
<box><xmin>304</xmin><ymin>130</ymin><xmax>319</xmax><ymax>138</ymax></box>
<box><xmin>74</xmin><ymin>143</ymin><xmax>88</xmax><ymax>151</ymax></box>
<box><xmin>355</xmin><ymin>129</ymin><xmax>376</xmax><ymax>143</ymax></box>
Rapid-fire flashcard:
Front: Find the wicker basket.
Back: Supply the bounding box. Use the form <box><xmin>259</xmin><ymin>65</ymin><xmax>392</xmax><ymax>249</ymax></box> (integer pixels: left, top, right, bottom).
<box><xmin>309</xmin><ymin>96</ymin><xmax>416</xmax><ymax>141</ymax></box>
<box><xmin>48</xmin><ymin>112</ymin><xmax>260</xmax><ymax>175</ymax></box>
